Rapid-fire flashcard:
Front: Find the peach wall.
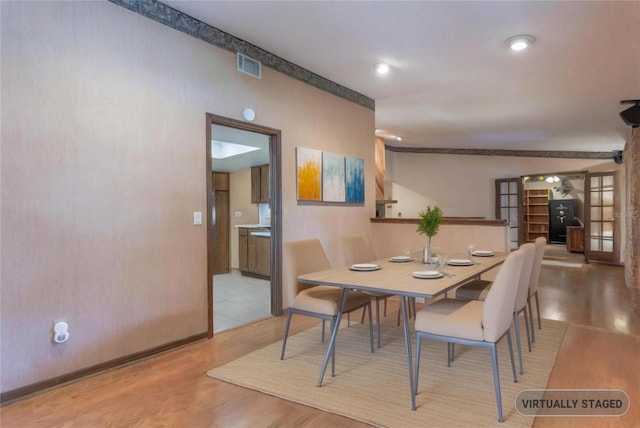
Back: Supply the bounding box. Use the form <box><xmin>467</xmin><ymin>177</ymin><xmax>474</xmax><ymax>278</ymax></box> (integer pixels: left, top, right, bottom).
<box><xmin>385</xmin><ymin>152</ymin><xmax>625</xmax><ymax>262</ymax></box>
<box><xmin>369</xmin><ymin>223</ymin><xmax>509</xmax><ymax>259</ymax></box>
<box><xmin>0</xmin><ymin>1</ymin><xmax>374</xmax><ymax>393</ymax></box>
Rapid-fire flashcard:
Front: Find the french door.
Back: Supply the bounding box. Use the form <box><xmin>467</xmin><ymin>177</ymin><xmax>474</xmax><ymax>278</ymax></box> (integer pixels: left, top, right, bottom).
<box><xmin>585</xmin><ymin>171</ymin><xmax>618</xmax><ymax>263</ymax></box>
<box><xmin>495</xmin><ymin>178</ymin><xmax>523</xmax><ymax>249</ymax></box>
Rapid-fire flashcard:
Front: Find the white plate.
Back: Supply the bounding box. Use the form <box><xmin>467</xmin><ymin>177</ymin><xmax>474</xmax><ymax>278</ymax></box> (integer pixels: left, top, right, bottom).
<box><xmin>448</xmin><ymin>259</ymin><xmax>473</xmax><ymax>266</ymax></box>
<box><xmin>472</xmin><ymin>250</ymin><xmax>494</xmax><ymax>257</ymax></box>
<box><xmin>390</xmin><ymin>256</ymin><xmax>413</xmax><ymax>262</ymax></box>
<box><xmin>413</xmin><ymin>270</ymin><xmax>443</xmax><ymax>279</ymax></box>
<box><xmin>350</xmin><ymin>263</ymin><xmax>380</xmax><ymax>271</ymax></box>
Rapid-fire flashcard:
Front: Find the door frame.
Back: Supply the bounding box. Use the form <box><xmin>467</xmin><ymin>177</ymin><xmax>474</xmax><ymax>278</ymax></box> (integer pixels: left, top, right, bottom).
<box><xmin>205</xmin><ymin>113</ymin><xmax>283</xmax><ymax>338</ymax></box>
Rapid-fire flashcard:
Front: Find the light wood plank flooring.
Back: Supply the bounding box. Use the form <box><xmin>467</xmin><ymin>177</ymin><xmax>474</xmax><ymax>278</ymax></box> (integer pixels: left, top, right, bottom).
<box><xmin>1</xmin><ymin>262</ymin><xmax>638</xmax><ymax>427</ymax></box>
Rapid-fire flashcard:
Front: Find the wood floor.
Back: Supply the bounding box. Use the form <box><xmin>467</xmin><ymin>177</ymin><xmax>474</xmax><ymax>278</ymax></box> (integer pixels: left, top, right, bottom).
<box><xmin>1</xmin><ymin>262</ymin><xmax>638</xmax><ymax>427</ymax></box>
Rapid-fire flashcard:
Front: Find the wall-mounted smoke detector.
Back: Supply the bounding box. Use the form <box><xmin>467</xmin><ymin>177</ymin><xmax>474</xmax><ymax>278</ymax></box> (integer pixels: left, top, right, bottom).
<box><xmin>237</xmin><ymin>53</ymin><xmax>262</xmax><ymax>79</ymax></box>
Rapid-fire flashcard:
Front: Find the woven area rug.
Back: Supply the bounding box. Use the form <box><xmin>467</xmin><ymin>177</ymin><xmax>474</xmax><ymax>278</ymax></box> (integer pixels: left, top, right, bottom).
<box><xmin>208</xmin><ymin>318</ymin><xmax>567</xmax><ymax>427</ymax></box>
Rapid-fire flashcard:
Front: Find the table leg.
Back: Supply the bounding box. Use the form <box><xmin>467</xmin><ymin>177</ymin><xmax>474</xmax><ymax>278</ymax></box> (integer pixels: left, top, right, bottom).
<box><xmin>401</xmin><ymin>296</ymin><xmax>416</xmax><ymax>410</ymax></box>
<box><xmin>317</xmin><ymin>288</ymin><xmax>349</xmax><ymax>387</ymax></box>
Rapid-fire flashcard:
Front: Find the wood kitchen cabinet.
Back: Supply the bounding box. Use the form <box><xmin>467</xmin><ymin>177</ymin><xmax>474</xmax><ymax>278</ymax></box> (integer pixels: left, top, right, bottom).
<box><xmin>251</xmin><ymin>164</ymin><xmax>269</xmax><ymax>204</ymax></box>
<box><xmin>238</xmin><ymin>227</ymin><xmax>249</xmax><ymax>272</ymax></box>
<box><xmin>249</xmin><ymin>235</ymin><xmax>271</xmax><ymax>277</ymax></box>
<box><xmin>238</xmin><ymin>227</ymin><xmax>270</xmax><ymax>279</ymax></box>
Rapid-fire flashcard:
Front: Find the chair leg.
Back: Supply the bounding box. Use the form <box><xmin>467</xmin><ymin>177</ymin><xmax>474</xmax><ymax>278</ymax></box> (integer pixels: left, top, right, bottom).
<box><xmin>528</xmin><ymin>298</ymin><xmax>536</xmax><ymax>343</ymax></box>
<box><xmin>280</xmin><ymin>311</ymin><xmax>293</xmax><ymax>360</ymax></box>
<box><xmin>375</xmin><ymin>297</ymin><xmax>382</xmax><ymax>348</ymax></box>
<box><xmin>321</xmin><ymin>319</ymin><xmax>326</xmax><ymax>342</ymax></box>
<box><xmin>489</xmin><ymin>343</ymin><xmax>504</xmax><ymax>423</ymax></box>
<box><xmin>523</xmin><ymin>307</ymin><xmax>532</xmax><ymax>352</ymax></box>
<box><xmin>360</xmin><ymin>304</ymin><xmax>367</xmax><ymax>324</ymax></box>
<box><xmin>414</xmin><ymin>334</ymin><xmax>423</xmax><ymax>397</ymax></box>
<box><xmin>383</xmin><ymin>296</ymin><xmax>388</xmax><ymax>317</ymax></box>
<box><xmin>513</xmin><ymin>312</ymin><xmax>524</xmax><ymax>375</ymax></box>
<box><xmin>367</xmin><ymin>302</ymin><xmax>374</xmax><ymax>353</ymax></box>
<box><xmin>330</xmin><ymin>317</ymin><xmax>336</xmax><ymax>377</ymax></box>
<box><xmin>535</xmin><ymin>291</ymin><xmax>542</xmax><ymax>329</ymax></box>
<box><xmin>506</xmin><ymin>329</ymin><xmax>518</xmax><ymax>383</ymax></box>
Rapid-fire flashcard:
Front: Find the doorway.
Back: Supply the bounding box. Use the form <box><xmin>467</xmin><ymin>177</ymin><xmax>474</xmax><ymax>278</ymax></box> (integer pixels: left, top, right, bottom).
<box><xmin>206</xmin><ymin>113</ymin><xmax>282</xmax><ymax>338</ymax></box>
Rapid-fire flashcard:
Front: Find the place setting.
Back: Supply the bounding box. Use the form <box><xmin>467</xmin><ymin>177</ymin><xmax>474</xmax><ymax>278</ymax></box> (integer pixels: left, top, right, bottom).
<box><xmin>466</xmin><ymin>241</ymin><xmax>495</xmax><ymax>258</ymax></box>
<box><xmin>350</xmin><ymin>263</ymin><xmax>381</xmax><ymax>271</ymax></box>
<box><xmin>390</xmin><ymin>250</ymin><xmax>414</xmax><ymax>263</ymax></box>
<box><xmin>412</xmin><ymin>270</ymin><xmax>443</xmax><ymax>279</ymax></box>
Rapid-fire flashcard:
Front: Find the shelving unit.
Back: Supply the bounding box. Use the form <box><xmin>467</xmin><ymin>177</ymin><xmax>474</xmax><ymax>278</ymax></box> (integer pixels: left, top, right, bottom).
<box><xmin>524</xmin><ymin>189</ymin><xmax>549</xmax><ymax>242</ymax></box>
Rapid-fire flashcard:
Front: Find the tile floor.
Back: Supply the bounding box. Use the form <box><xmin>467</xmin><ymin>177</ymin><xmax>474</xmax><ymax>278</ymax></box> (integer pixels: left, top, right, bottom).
<box><xmin>213</xmin><ymin>270</ymin><xmax>272</xmax><ymax>333</ymax></box>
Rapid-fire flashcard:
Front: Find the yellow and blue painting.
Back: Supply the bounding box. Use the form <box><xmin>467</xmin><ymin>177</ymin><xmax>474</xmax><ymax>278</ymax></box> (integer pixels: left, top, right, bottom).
<box><xmin>296</xmin><ymin>147</ymin><xmax>364</xmax><ymax>204</ymax></box>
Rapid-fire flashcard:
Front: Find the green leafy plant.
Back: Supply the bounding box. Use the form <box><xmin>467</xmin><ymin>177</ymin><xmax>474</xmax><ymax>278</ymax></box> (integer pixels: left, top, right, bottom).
<box><xmin>417</xmin><ymin>206</ymin><xmax>443</xmax><ymax>240</ymax></box>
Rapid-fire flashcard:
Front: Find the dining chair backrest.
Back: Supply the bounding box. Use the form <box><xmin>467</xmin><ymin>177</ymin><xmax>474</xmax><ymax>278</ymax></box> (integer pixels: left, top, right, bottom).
<box><xmin>515</xmin><ymin>243</ymin><xmax>536</xmax><ymax>312</ymax></box>
<box><xmin>529</xmin><ymin>237</ymin><xmax>546</xmax><ymax>295</ymax></box>
<box><xmin>284</xmin><ymin>239</ymin><xmax>332</xmax><ymax>301</ymax></box>
<box><xmin>342</xmin><ymin>235</ymin><xmax>377</xmax><ymax>266</ymax></box>
<box><xmin>482</xmin><ymin>249</ymin><xmax>525</xmax><ymax>342</ymax></box>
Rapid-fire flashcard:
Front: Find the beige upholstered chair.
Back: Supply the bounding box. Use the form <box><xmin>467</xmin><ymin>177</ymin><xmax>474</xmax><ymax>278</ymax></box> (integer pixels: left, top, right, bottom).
<box><xmin>413</xmin><ymin>249</ymin><xmax>525</xmax><ymax>423</ymax></box>
<box><xmin>342</xmin><ymin>234</ymin><xmax>391</xmax><ymax>348</ymax></box>
<box><xmin>281</xmin><ymin>239</ymin><xmax>374</xmax><ymax>375</ymax></box>
<box><xmin>528</xmin><ymin>237</ymin><xmax>546</xmax><ymax>343</ymax></box>
<box><xmin>454</xmin><ymin>243</ymin><xmax>536</xmax><ymax>374</ymax></box>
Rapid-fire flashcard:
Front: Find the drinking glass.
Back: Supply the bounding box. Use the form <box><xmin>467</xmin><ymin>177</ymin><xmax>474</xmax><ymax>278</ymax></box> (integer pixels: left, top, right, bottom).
<box><xmin>437</xmin><ymin>255</ymin><xmax>448</xmax><ymax>274</ymax></box>
<box><xmin>466</xmin><ymin>243</ymin><xmax>476</xmax><ymax>258</ymax></box>
<box><xmin>430</xmin><ymin>247</ymin><xmax>440</xmax><ymax>266</ymax></box>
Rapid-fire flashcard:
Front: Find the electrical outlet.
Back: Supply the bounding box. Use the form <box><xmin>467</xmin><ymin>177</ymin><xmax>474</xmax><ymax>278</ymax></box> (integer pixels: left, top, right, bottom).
<box><xmin>415</xmin><ymin>297</ymin><xmax>425</xmax><ymax>304</ymax></box>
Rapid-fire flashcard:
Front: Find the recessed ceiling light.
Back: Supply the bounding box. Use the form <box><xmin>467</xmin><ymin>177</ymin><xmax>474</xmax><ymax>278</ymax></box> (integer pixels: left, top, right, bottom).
<box><xmin>506</xmin><ymin>34</ymin><xmax>535</xmax><ymax>51</ymax></box>
<box><xmin>375</xmin><ymin>62</ymin><xmax>390</xmax><ymax>74</ymax></box>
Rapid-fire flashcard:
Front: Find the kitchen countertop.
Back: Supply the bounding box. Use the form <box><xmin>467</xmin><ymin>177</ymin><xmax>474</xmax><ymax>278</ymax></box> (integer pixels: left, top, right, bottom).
<box><xmin>235</xmin><ymin>224</ymin><xmax>271</xmax><ymax>228</ymax></box>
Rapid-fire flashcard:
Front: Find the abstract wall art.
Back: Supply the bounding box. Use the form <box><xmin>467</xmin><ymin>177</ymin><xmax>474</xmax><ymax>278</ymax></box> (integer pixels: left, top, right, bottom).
<box><xmin>296</xmin><ymin>147</ymin><xmax>364</xmax><ymax>204</ymax></box>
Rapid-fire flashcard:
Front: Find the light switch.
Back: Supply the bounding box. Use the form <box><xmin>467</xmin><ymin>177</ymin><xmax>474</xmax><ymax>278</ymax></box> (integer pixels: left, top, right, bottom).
<box><xmin>193</xmin><ymin>211</ymin><xmax>202</xmax><ymax>225</ymax></box>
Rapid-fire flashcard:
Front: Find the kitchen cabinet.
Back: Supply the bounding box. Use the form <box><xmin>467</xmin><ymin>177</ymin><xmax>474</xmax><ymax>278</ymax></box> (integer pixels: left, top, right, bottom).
<box><xmin>249</xmin><ymin>234</ymin><xmax>271</xmax><ymax>277</ymax></box>
<box><xmin>238</xmin><ymin>227</ymin><xmax>270</xmax><ymax>278</ymax></box>
<box><xmin>238</xmin><ymin>227</ymin><xmax>249</xmax><ymax>272</ymax></box>
<box><xmin>251</xmin><ymin>164</ymin><xmax>270</xmax><ymax>204</ymax></box>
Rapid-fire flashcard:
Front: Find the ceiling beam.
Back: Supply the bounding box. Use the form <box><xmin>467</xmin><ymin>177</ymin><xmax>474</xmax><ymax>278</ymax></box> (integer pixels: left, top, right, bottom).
<box><xmin>385</xmin><ymin>146</ymin><xmax>617</xmax><ymax>160</ymax></box>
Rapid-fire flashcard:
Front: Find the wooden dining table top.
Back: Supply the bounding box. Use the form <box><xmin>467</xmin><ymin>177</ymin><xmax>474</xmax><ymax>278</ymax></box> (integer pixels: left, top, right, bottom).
<box><xmin>298</xmin><ymin>251</ymin><xmax>508</xmax><ymax>299</ymax></box>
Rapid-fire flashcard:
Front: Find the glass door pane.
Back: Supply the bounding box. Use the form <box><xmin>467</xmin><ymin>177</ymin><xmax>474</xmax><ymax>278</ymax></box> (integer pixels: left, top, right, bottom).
<box><xmin>585</xmin><ymin>172</ymin><xmax>617</xmax><ymax>262</ymax></box>
<box><xmin>495</xmin><ymin>178</ymin><xmax>522</xmax><ymax>249</ymax></box>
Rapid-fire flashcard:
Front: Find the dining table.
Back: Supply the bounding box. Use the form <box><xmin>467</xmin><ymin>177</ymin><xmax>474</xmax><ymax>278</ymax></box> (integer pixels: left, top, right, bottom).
<box><xmin>298</xmin><ymin>250</ymin><xmax>508</xmax><ymax>410</ymax></box>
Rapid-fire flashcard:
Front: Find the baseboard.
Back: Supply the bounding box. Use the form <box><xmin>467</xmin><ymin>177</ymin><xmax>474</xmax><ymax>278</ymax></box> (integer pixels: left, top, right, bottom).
<box><xmin>0</xmin><ymin>332</ymin><xmax>208</xmax><ymax>406</ymax></box>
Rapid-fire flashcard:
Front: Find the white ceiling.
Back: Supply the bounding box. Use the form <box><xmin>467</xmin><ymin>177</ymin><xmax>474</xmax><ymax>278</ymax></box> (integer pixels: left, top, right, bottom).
<box><xmin>169</xmin><ymin>1</ymin><xmax>639</xmax><ymax>153</ymax></box>
<box><xmin>211</xmin><ymin>124</ymin><xmax>270</xmax><ymax>173</ymax></box>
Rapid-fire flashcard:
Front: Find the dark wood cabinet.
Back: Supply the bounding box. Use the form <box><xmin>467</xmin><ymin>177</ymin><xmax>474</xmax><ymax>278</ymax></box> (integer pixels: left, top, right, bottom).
<box><xmin>238</xmin><ymin>227</ymin><xmax>270</xmax><ymax>278</ymax></box>
<box><xmin>238</xmin><ymin>227</ymin><xmax>249</xmax><ymax>272</ymax></box>
<box><xmin>251</xmin><ymin>164</ymin><xmax>269</xmax><ymax>204</ymax></box>
<box><xmin>566</xmin><ymin>226</ymin><xmax>585</xmax><ymax>253</ymax></box>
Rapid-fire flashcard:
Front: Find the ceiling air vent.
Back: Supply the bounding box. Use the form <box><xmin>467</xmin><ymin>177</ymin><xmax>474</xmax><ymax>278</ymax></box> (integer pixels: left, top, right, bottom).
<box><xmin>237</xmin><ymin>53</ymin><xmax>261</xmax><ymax>79</ymax></box>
